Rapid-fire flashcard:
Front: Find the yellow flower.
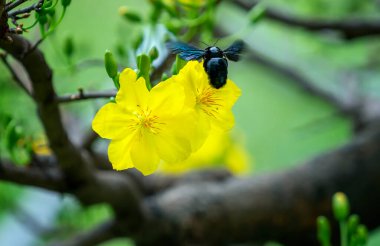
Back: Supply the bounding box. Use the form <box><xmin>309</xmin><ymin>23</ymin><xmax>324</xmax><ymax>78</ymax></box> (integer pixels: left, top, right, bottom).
<box><xmin>166</xmin><ymin>60</ymin><xmax>241</xmax><ymax>149</ymax></box>
<box><xmin>160</xmin><ymin>129</ymin><xmax>250</xmax><ymax>174</ymax></box>
<box><xmin>92</xmin><ymin>68</ymin><xmax>192</xmax><ymax>175</ymax></box>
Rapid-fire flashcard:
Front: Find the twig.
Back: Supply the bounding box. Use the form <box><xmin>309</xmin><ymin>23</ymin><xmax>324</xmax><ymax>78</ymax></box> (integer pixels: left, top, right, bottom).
<box><xmin>150</xmin><ymin>54</ymin><xmax>175</xmax><ymax>83</ymax></box>
<box><xmin>56</xmin><ymin>89</ymin><xmax>116</xmax><ymax>103</ymax></box>
<box><xmin>233</xmin><ymin>0</ymin><xmax>380</xmax><ymax>40</ymax></box>
<box><xmin>4</xmin><ymin>0</ymin><xmax>28</xmax><ymax>11</ymax></box>
<box><xmin>7</xmin><ymin>0</ymin><xmax>43</xmax><ymax>17</ymax></box>
<box><xmin>0</xmin><ymin>53</ymin><xmax>32</xmax><ymax>95</ymax></box>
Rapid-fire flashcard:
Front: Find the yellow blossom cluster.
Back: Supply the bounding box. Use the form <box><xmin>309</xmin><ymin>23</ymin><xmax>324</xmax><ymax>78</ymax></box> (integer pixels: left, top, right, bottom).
<box><xmin>92</xmin><ymin>61</ymin><xmax>241</xmax><ymax>175</ymax></box>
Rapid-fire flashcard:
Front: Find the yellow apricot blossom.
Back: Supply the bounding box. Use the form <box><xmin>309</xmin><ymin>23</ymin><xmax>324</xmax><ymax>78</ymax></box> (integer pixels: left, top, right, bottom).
<box><xmin>92</xmin><ymin>68</ymin><xmax>192</xmax><ymax>175</ymax></box>
<box><xmin>160</xmin><ymin>129</ymin><xmax>250</xmax><ymax>174</ymax></box>
<box><xmin>165</xmin><ymin>60</ymin><xmax>241</xmax><ymax>149</ymax></box>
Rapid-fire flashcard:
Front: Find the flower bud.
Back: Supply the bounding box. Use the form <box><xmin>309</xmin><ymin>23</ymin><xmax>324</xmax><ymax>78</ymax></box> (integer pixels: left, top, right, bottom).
<box><xmin>63</xmin><ymin>37</ymin><xmax>74</xmax><ymax>58</ymax></box>
<box><xmin>171</xmin><ymin>55</ymin><xmax>187</xmax><ymax>75</ymax></box>
<box><xmin>332</xmin><ymin>192</ymin><xmax>350</xmax><ymax>221</ymax></box>
<box><xmin>119</xmin><ymin>6</ymin><xmax>142</xmax><ymax>23</ymax></box>
<box><xmin>136</xmin><ymin>54</ymin><xmax>151</xmax><ymax>90</ymax></box>
<box><xmin>161</xmin><ymin>73</ymin><xmax>168</xmax><ymax>81</ymax></box>
<box><xmin>356</xmin><ymin>225</ymin><xmax>368</xmax><ymax>245</ymax></box>
<box><xmin>347</xmin><ymin>214</ymin><xmax>359</xmax><ymax>237</ymax></box>
<box><xmin>249</xmin><ymin>4</ymin><xmax>266</xmax><ymax>24</ymax></box>
<box><xmin>149</xmin><ymin>46</ymin><xmax>159</xmax><ymax>61</ymax></box>
<box><xmin>61</xmin><ymin>0</ymin><xmax>71</xmax><ymax>8</ymax></box>
<box><xmin>317</xmin><ymin>216</ymin><xmax>331</xmax><ymax>246</ymax></box>
<box><xmin>104</xmin><ymin>50</ymin><xmax>118</xmax><ymax>79</ymax></box>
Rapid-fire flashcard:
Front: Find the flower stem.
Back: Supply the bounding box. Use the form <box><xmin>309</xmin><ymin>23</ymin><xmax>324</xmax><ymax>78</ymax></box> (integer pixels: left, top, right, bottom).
<box><xmin>340</xmin><ymin>221</ymin><xmax>348</xmax><ymax>246</ymax></box>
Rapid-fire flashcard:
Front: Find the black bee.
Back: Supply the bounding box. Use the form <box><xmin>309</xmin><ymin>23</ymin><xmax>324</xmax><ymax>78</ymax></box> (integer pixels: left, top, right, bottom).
<box><xmin>166</xmin><ymin>40</ymin><xmax>245</xmax><ymax>89</ymax></box>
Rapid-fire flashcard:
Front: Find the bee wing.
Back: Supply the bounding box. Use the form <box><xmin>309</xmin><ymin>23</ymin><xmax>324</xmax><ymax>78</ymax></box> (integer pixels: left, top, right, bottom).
<box><xmin>166</xmin><ymin>42</ymin><xmax>205</xmax><ymax>61</ymax></box>
<box><xmin>224</xmin><ymin>40</ymin><xmax>245</xmax><ymax>62</ymax></box>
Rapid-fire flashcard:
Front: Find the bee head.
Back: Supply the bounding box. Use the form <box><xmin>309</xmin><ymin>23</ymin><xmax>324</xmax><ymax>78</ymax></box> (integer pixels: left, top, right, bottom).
<box><xmin>205</xmin><ymin>46</ymin><xmax>223</xmax><ymax>59</ymax></box>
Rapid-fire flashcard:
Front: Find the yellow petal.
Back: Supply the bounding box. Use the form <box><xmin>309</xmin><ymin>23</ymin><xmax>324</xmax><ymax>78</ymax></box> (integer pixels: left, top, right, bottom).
<box><xmin>215</xmin><ymin>79</ymin><xmax>241</xmax><ymax>109</ymax></box>
<box><xmin>149</xmin><ymin>80</ymin><xmax>185</xmax><ymax>117</ymax></box>
<box><xmin>108</xmin><ymin>137</ymin><xmax>135</xmax><ymax>170</ymax></box>
<box><xmin>190</xmin><ymin>110</ymin><xmax>210</xmax><ymax>150</ymax></box>
<box><xmin>92</xmin><ymin>103</ymin><xmax>136</xmax><ymax>140</ymax></box>
<box><xmin>130</xmin><ymin>131</ymin><xmax>160</xmax><ymax>175</ymax></box>
<box><xmin>153</xmin><ymin>126</ymin><xmax>191</xmax><ymax>164</ymax></box>
<box><xmin>116</xmin><ymin>68</ymin><xmax>149</xmax><ymax>111</ymax></box>
<box><xmin>209</xmin><ymin>108</ymin><xmax>235</xmax><ymax>131</ymax></box>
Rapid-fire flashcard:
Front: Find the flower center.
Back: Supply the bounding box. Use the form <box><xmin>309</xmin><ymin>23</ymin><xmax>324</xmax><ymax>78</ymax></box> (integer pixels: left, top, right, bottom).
<box><xmin>133</xmin><ymin>107</ymin><xmax>161</xmax><ymax>134</ymax></box>
<box><xmin>196</xmin><ymin>88</ymin><xmax>221</xmax><ymax>117</ymax></box>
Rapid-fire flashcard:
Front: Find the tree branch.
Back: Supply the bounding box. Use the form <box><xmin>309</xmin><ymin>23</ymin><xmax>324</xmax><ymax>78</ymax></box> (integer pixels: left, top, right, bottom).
<box><xmin>136</xmin><ymin>121</ymin><xmax>380</xmax><ymax>245</ymax></box>
<box><xmin>56</xmin><ymin>89</ymin><xmax>116</xmax><ymax>103</ymax></box>
<box><xmin>4</xmin><ymin>0</ymin><xmax>28</xmax><ymax>11</ymax></box>
<box><xmin>233</xmin><ymin>0</ymin><xmax>380</xmax><ymax>40</ymax></box>
<box><xmin>0</xmin><ymin>159</ymin><xmax>65</xmax><ymax>192</ymax></box>
<box><xmin>7</xmin><ymin>0</ymin><xmax>44</xmax><ymax>17</ymax></box>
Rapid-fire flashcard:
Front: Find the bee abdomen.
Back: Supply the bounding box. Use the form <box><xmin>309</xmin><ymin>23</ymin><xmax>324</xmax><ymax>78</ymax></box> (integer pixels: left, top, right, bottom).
<box><xmin>205</xmin><ymin>58</ymin><xmax>228</xmax><ymax>89</ymax></box>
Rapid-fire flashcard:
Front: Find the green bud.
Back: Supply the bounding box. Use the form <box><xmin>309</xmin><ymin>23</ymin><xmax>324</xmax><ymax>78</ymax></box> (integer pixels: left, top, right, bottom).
<box><xmin>161</xmin><ymin>72</ymin><xmax>168</xmax><ymax>81</ymax></box>
<box><xmin>63</xmin><ymin>37</ymin><xmax>74</xmax><ymax>58</ymax></box>
<box><xmin>133</xmin><ymin>34</ymin><xmax>143</xmax><ymax>50</ymax></box>
<box><xmin>46</xmin><ymin>7</ymin><xmax>56</xmax><ymax>17</ymax></box>
<box><xmin>116</xmin><ymin>43</ymin><xmax>127</xmax><ymax>58</ymax></box>
<box><xmin>172</xmin><ymin>55</ymin><xmax>187</xmax><ymax>75</ymax></box>
<box><xmin>332</xmin><ymin>192</ymin><xmax>350</xmax><ymax>221</ymax></box>
<box><xmin>347</xmin><ymin>214</ymin><xmax>359</xmax><ymax>237</ymax></box>
<box><xmin>113</xmin><ymin>72</ymin><xmax>120</xmax><ymax>90</ymax></box>
<box><xmin>249</xmin><ymin>4</ymin><xmax>266</xmax><ymax>24</ymax></box>
<box><xmin>43</xmin><ymin>0</ymin><xmax>53</xmax><ymax>8</ymax></box>
<box><xmin>356</xmin><ymin>225</ymin><xmax>368</xmax><ymax>245</ymax></box>
<box><xmin>149</xmin><ymin>46</ymin><xmax>159</xmax><ymax>61</ymax></box>
<box><xmin>136</xmin><ymin>54</ymin><xmax>151</xmax><ymax>90</ymax></box>
<box><xmin>119</xmin><ymin>6</ymin><xmax>142</xmax><ymax>23</ymax></box>
<box><xmin>36</xmin><ymin>12</ymin><xmax>48</xmax><ymax>25</ymax></box>
<box><xmin>61</xmin><ymin>0</ymin><xmax>71</xmax><ymax>8</ymax></box>
<box><xmin>317</xmin><ymin>216</ymin><xmax>331</xmax><ymax>246</ymax></box>
<box><xmin>104</xmin><ymin>50</ymin><xmax>118</xmax><ymax>79</ymax></box>
<box><xmin>350</xmin><ymin>235</ymin><xmax>358</xmax><ymax>246</ymax></box>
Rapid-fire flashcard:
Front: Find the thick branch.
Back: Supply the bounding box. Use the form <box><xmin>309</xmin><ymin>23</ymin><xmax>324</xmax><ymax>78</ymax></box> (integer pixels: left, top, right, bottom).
<box><xmin>136</xmin><ymin>122</ymin><xmax>380</xmax><ymax>245</ymax></box>
<box><xmin>233</xmin><ymin>0</ymin><xmax>380</xmax><ymax>40</ymax></box>
<box><xmin>0</xmin><ymin>159</ymin><xmax>65</xmax><ymax>191</ymax></box>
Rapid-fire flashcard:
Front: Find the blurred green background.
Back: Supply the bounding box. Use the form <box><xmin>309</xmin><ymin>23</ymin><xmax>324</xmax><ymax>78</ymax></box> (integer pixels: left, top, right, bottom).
<box><xmin>1</xmin><ymin>0</ymin><xmax>380</xmax><ymax>245</ymax></box>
